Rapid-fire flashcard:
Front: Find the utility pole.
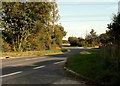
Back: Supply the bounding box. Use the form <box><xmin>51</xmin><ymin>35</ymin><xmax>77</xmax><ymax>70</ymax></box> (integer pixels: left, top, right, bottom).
<box><xmin>118</xmin><ymin>1</ymin><xmax>120</xmax><ymax>13</ymax></box>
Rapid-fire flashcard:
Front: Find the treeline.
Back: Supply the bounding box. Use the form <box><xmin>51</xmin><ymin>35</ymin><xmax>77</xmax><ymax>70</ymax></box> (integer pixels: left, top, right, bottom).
<box><xmin>1</xmin><ymin>2</ymin><xmax>66</xmax><ymax>52</ymax></box>
<box><xmin>68</xmin><ymin>13</ymin><xmax>120</xmax><ymax>71</ymax></box>
<box><xmin>68</xmin><ymin>23</ymin><xmax>119</xmax><ymax>48</ymax></box>
<box><xmin>68</xmin><ymin>29</ymin><xmax>99</xmax><ymax>47</ymax></box>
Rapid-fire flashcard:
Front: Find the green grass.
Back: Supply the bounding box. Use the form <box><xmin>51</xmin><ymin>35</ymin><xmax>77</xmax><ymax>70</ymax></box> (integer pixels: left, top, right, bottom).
<box><xmin>2</xmin><ymin>49</ymin><xmax>63</xmax><ymax>58</ymax></box>
<box><xmin>65</xmin><ymin>50</ymin><xmax>120</xmax><ymax>86</ymax></box>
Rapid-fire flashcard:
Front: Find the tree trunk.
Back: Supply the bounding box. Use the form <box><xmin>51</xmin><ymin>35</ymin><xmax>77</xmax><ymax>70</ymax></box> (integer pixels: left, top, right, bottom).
<box><xmin>12</xmin><ymin>39</ymin><xmax>17</xmax><ymax>52</ymax></box>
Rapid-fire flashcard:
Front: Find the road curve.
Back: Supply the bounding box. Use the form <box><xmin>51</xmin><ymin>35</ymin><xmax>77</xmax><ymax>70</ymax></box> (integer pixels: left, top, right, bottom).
<box><xmin>2</xmin><ymin>47</ymin><xmax>88</xmax><ymax>85</ymax></box>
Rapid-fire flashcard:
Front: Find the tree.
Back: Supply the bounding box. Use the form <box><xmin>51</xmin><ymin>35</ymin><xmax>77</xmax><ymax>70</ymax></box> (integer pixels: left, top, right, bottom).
<box><xmin>2</xmin><ymin>2</ymin><xmax>33</xmax><ymax>52</ymax></box>
<box><xmin>51</xmin><ymin>0</ymin><xmax>60</xmax><ymax>33</ymax></box>
<box><xmin>2</xmin><ymin>2</ymin><xmax>66</xmax><ymax>52</ymax></box>
<box><xmin>78</xmin><ymin>37</ymin><xmax>85</xmax><ymax>47</ymax></box>
<box><xmin>54</xmin><ymin>25</ymin><xmax>66</xmax><ymax>47</ymax></box>
<box><xmin>50</xmin><ymin>0</ymin><xmax>60</xmax><ymax>48</ymax></box>
<box><xmin>98</xmin><ymin>33</ymin><xmax>110</xmax><ymax>46</ymax></box>
<box><xmin>68</xmin><ymin>37</ymin><xmax>79</xmax><ymax>46</ymax></box>
<box><xmin>107</xmin><ymin>14</ymin><xmax>120</xmax><ymax>45</ymax></box>
<box><xmin>90</xmin><ymin>29</ymin><xmax>97</xmax><ymax>38</ymax></box>
<box><xmin>85</xmin><ymin>29</ymin><xmax>98</xmax><ymax>47</ymax></box>
<box><xmin>2</xmin><ymin>2</ymin><xmax>52</xmax><ymax>51</ymax></box>
<box><xmin>103</xmin><ymin>13</ymin><xmax>120</xmax><ymax>71</ymax></box>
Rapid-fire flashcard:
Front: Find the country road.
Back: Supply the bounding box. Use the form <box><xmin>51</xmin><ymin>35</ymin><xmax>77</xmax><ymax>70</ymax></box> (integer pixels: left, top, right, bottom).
<box><xmin>1</xmin><ymin>47</ymin><xmax>89</xmax><ymax>85</ymax></box>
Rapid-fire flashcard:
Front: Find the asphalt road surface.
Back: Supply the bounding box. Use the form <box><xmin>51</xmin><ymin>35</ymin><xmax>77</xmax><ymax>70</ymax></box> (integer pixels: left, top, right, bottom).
<box><xmin>1</xmin><ymin>47</ymin><xmax>89</xmax><ymax>85</ymax></box>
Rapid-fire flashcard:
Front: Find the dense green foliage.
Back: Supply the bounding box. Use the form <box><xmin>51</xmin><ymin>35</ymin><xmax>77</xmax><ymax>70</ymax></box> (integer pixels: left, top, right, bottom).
<box><xmin>68</xmin><ymin>29</ymin><xmax>98</xmax><ymax>47</ymax></box>
<box><xmin>68</xmin><ymin>37</ymin><xmax>85</xmax><ymax>47</ymax></box>
<box><xmin>2</xmin><ymin>2</ymin><xmax>66</xmax><ymax>52</ymax></box>
<box><xmin>68</xmin><ymin>37</ymin><xmax>79</xmax><ymax>46</ymax></box>
<box><xmin>107</xmin><ymin>14</ymin><xmax>120</xmax><ymax>44</ymax></box>
<box><xmin>96</xmin><ymin>13</ymin><xmax>120</xmax><ymax>72</ymax></box>
<box><xmin>98</xmin><ymin>33</ymin><xmax>110</xmax><ymax>46</ymax></box>
<box><xmin>85</xmin><ymin>29</ymin><xmax>99</xmax><ymax>47</ymax></box>
<box><xmin>101</xmin><ymin>13</ymin><xmax>120</xmax><ymax>71</ymax></box>
<box><xmin>65</xmin><ymin>50</ymin><xmax>120</xmax><ymax>86</ymax></box>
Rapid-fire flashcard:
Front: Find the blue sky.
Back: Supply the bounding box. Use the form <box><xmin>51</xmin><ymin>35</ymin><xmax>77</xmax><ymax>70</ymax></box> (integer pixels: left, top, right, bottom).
<box><xmin>57</xmin><ymin>0</ymin><xmax>119</xmax><ymax>40</ymax></box>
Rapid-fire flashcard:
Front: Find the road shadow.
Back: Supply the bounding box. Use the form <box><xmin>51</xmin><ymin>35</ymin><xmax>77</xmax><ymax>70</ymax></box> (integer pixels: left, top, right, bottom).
<box><xmin>2</xmin><ymin>60</ymin><xmax>63</xmax><ymax>75</ymax></box>
<box><xmin>2</xmin><ymin>59</ymin><xmax>67</xmax><ymax>84</ymax></box>
<box><xmin>46</xmin><ymin>48</ymin><xmax>85</xmax><ymax>58</ymax></box>
<box><xmin>46</xmin><ymin>53</ymin><xmax>68</xmax><ymax>58</ymax></box>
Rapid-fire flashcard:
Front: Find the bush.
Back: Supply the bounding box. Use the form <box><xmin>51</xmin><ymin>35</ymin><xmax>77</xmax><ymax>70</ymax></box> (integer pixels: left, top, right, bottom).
<box><xmin>102</xmin><ymin>44</ymin><xmax>120</xmax><ymax>71</ymax></box>
<box><xmin>68</xmin><ymin>37</ymin><xmax>79</xmax><ymax>46</ymax></box>
<box><xmin>2</xmin><ymin>39</ymin><xmax>12</xmax><ymax>52</ymax></box>
<box><xmin>61</xmin><ymin>48</ymin><xmax>68</xmax><ymax>52</ymax></box>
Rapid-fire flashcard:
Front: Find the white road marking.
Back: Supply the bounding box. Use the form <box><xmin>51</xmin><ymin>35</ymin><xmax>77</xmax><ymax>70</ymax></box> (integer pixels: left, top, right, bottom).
<box><xmin>33</xmin><ymin>65</ymin><xmax>45</xmax><ymax>70</ymax></box>
<box><xmin>0</xmin><ymin>71</ymin><xmax>22</xmax><ymax>78</ymax></box>
<box><xmin>54</xmin><ymin>60</ymin><xmax>66</xmax><ymax>64</ymax></box>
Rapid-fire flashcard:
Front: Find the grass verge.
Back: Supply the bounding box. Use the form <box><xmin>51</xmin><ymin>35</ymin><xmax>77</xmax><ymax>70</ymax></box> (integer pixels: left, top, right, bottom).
<box><xmin>2</xmin><ymin>49</ymin><xmax>65</xmax><ymax>58</ymax></box>
<box><xmin>65</xmin><ymin>50</ymin><xmax>120</xmax><ymax>86</ymax></box>
<box><xmin>61</xmin><ymin>48</ymin><xmax>68</xmax><ymax>52</ymax></box>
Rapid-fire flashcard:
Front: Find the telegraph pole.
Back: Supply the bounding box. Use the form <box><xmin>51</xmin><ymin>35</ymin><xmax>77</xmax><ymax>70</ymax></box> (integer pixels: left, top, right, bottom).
<box><xmin>118</xmin><ymin>1</ymin><xmax>120</xmax><ymax>13</ymax></box>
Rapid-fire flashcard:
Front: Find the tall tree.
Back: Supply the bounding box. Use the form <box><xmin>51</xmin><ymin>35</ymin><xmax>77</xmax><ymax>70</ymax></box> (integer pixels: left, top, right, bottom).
<box><xmin>2</xmin><ymin>2</ymin><xmax>66</xmax><ymax>52</ymax></box>
<box><xmin>51</xmin><ymin>0</ymin><xmax>60</xmax><ymax>34</ymax></box>
<box><xmin>107</xmin><ymin>13</ymin><xmax>120</xmax><ymax>45</ymax></box>
<box><xmin>2</xmin><ymin>2</ymin><xmax>53</xmax><ymax>51</ymax></box>
<box><xmin>54</xmin><ymin>25</ymin><xmax>66</xmax><ymax>47</ymax></box>
<box><xmin>85</xmin><ymin>29</ymin><xmax>98</xmax><ymax>47</ymax></box>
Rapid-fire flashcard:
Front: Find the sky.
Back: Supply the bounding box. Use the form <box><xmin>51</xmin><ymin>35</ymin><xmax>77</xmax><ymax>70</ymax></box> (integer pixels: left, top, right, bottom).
<box><xmin>57</xmin><ymin>0</ymin><xmax>120</xmax><ymax>40</ymax></box>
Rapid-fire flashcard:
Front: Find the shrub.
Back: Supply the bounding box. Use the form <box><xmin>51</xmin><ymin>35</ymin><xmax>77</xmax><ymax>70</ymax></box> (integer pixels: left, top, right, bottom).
<box><xmin>68</xmin><ymin>37</ymin><xmax>79</xmax><ymax>46</ymax></box>
<box><xmin>61</xmin><ymin>48</ymin><xmax>68</xmax><ymax>52</ymax></box>
<box><xmin>2</xmin><ymin>39</ymin><xmax>12</xmax><ymax>52</ymax></box>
